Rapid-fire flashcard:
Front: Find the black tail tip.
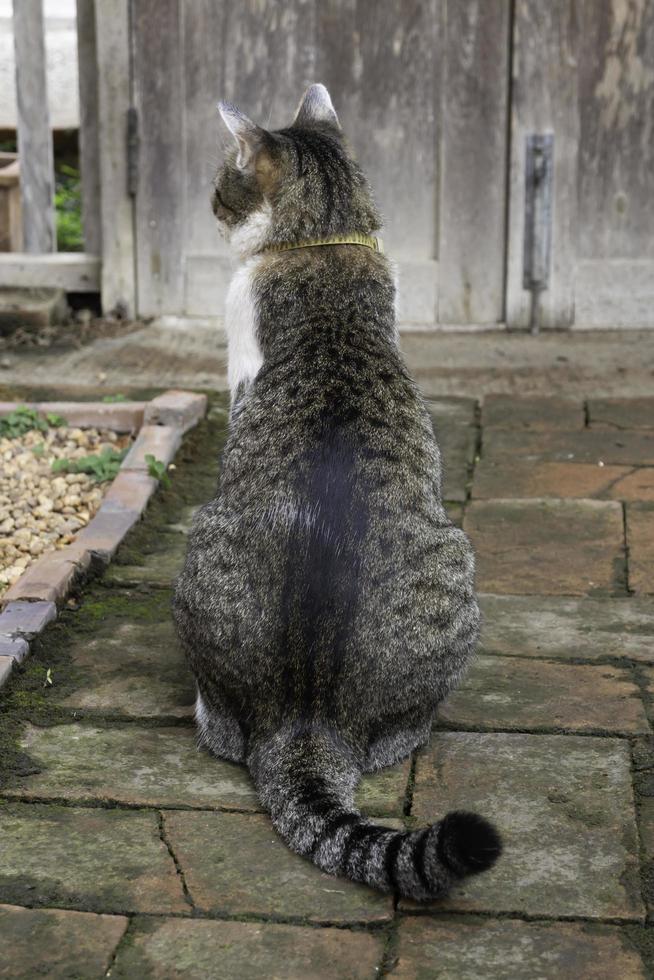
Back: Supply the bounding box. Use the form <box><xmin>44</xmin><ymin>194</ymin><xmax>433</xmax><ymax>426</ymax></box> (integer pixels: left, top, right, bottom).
<box><xmin>438</xmin><ymin>810</ymin><xmax>503</xmax><ymax>877</ymax></box>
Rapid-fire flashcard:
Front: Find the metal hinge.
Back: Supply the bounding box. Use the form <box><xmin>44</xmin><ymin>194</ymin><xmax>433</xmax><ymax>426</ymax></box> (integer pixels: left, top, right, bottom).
<box><xmin>523</xmin><ymin>133</ymin><xmax>554</xmax><ymax>334</ymax></box>
<box><xmin>126</xmin><ymin>106</ymin><xmax>139</xmax><ymax>197</ymax></box>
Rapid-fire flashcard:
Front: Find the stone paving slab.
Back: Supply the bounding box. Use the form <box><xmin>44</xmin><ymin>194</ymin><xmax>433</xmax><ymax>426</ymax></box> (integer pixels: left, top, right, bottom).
<box><xmin>0</xmin><ymin>803</ymin><xmax>187</xmax><ymax>914</ymax></box>
<box><xmin>588</xmin><ymin>398</ymin><xmax>654</xmax><ymax>430</ymax></box>
<box><xmin>110</xmin><ymin>917</ymin><xmax>383</xmax><ymax>980</ymax></box>
<box><xmin>426</xmin><ymin>399</ymin><xmax>477</xmax><ymax>504</ymax></box>
<box><xmin>164</xmin><ymin>810</ymin><xmax>394</xmax><ymax>922</ymax></box>
<box><xmin>472</xmin><ymin>459</ymin><xmax>654</xmax><ymax>501</ymax></box>
<box><xmin>405</xmin><ymin>732</ymin><xmax>644</xmax><ymax>920</ymax></box>
<box><xmin>3</xmin><ymin>722</ymin><xmax>409</xmax><ymax>818</ymax></box>
<box><xmin>104</xmin><ymin>531</ymin><xmax>188</xmax><ymax>588</ymax></box>
<box><xmin>482</xmin><ymin>395</ymin><xmax>584</xmax><ymax>431</ymax></box>
<box><xmin>392</xmin><ymin>917</ymin><xmax>647</xmax><ymax>980</ymax></box>
<box><xmin>47</xmin><ymin>590</ymin><xmax>195</xmax><ymax>719</ymax></box>
<box><xmin>479</xmin><ymin>594</ymin><xmax>654</xmax><ymax>663</ymax></box>
<box><xmin>627</xmin><ymin>503</ymin><xmax>654</xmax><ymax>594</ymax></box>
<box><xmin>438</xmin><ymin>655</ymin><xmax>649</xmax><ymax>734</ymax></box>
<box><xmin>425</xmin><ymin>397</ymin><xmax>477</xmax><ymax>428</ymax></box>
<box><xmin>464</xmin><ymin>499</ymin><xmax>625</xmax><ymax>595</ymax></box>
<box><xmin>482</xmin><ymin>428</ymin><xmax>654</xmax><ymax>466</ymax></box>
<box><xmin>437</xmin><ymin>427</ymin><xmax>477</xmax><ymax>502</ymax></box>
<box><xmin>0</xmin><ymin>903</ymin><xmax>128</xmax><ymax>980</ymax></box>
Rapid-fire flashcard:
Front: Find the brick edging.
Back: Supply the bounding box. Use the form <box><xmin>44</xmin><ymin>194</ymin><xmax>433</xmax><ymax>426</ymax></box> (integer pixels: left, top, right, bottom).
<box><xmin>0</xmin><ymin>389</ymin><xmax>207</xmax><ymax>688</ymax></box>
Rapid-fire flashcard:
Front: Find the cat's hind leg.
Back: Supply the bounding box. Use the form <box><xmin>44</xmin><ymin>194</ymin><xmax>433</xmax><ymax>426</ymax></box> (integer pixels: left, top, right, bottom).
<box><xmin>195</xmin><ymin>688</ymin><xmax>246</xmax><ymax>763</ymax></box>
<box><xmin>364</xmin><ymin>714</ymin><xmax>433</xmax><ymax>772</ymax></box>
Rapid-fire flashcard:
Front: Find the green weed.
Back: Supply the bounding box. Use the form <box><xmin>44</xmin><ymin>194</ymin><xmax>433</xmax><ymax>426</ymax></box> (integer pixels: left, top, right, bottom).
<box><xmin>145</xmin><ymin>454</ymin><xmax>172</xmax><ymax>489</ymax></box>
<box><xmin>0</xmin><ymin>406</ymin><xmax>67</xmax><ymax>439</ymax></box>
<box><xmin>52</xmin><ymin>446</ymin><xmax>128</xmax><ymax>483</ymax></box>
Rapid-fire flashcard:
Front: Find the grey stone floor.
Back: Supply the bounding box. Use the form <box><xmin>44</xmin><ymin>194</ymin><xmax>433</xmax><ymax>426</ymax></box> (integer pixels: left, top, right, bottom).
<box><xmin>0</xmin><ymin>363</ymin><xmax>653</xmax><ymax>976</ymax></box>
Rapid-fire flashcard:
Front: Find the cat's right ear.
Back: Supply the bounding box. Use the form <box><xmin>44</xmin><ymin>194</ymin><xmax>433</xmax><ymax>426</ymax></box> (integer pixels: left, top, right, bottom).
<box><xmin>217</xmin><ymin>102</ymin><xmax>263</xmax><ymax>171</ymax></box>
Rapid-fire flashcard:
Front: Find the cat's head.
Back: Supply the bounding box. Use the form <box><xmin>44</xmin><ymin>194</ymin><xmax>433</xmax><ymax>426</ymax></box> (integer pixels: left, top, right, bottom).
<box><xmin>213</xmin><ymin>83</ymin><xmax>381</xmax><ymax>259</ymax></box>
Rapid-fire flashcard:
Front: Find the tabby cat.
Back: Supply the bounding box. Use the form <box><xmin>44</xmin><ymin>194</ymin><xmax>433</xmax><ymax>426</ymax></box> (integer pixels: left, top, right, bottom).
<box><xmin>173</xmin><ymin>84</ymin><xmax>501</xmax><ymax>901</ymax></box>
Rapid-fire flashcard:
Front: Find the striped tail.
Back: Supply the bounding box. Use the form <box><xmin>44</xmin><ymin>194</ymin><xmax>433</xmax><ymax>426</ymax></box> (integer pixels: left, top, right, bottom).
<box><xmin>247</xmin><ymin>725</ymin><xmax>502</xmax><ymax>901</ymax></box>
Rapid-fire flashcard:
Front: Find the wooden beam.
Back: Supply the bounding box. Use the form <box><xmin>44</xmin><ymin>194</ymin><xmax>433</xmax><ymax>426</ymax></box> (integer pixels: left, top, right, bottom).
<box><xmin>76</xmin><ymin>0</ymin><xmax>102</xmax><ymax>255</ymax></box>
<box><xmin>0</xmin><ymin>253</ymin><xmax>101</xmax><ymax>291</ymax></box>
<box><xmin>12</xmin><ymin>0</ymin><xmax>56</xmax><ymax>254</ymax></box>
<box><xmin>95</xmin><ymin>0</ymin><xmax>136</xmax><ymax>317</ymax></box>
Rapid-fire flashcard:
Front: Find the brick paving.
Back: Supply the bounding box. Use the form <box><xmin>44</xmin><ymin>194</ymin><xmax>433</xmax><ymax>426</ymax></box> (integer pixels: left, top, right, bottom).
<box><xmin>0</xmin><ymin>392</ymin><xmax>653</xmax><ymax>978</ymax></box>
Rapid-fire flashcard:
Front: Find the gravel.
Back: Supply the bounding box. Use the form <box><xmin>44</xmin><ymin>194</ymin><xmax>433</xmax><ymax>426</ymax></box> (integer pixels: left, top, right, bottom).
<box><xmin>0</xmin><ymin>425</ymin><xmax>132</xmax><ymax>594</ymax></box>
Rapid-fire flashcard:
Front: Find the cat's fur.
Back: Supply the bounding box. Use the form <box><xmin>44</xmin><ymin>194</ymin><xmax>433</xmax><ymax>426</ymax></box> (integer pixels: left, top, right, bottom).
<box><xmin>173</xmin><ymin>84</ymin><xmax>501</xmax><ymax>901</ymax></box>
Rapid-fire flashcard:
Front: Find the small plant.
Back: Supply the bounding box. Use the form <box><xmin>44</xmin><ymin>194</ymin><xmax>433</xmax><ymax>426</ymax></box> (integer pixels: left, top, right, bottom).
<box><xmin>0</xmin><ymin>406</ymin><xmax>67</xmax><ymax>438</ymax></box>
<box><xmin>145</xmin><ymin>454</ymin><xmax>172</xmax><ymax>489</ymax></box>
<box><xmin>55</xmin><ymin>163</ymin><xmax>83</xmax><ymax>252</ymax></box>
<box><xmin>52</xmin><ymin>446</ymin><xmax>128</xmax><ymax>483</ymax></box>
<box><xmin>102</xmin><ymin>394</ymin><xmax>129</xmax><ymax>403</ymax></box>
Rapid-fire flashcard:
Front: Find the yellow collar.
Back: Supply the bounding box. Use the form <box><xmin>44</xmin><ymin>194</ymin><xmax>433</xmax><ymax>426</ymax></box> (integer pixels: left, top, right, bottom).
<box><xmin>264</xmin><ymin>232</ymin><xmax>383</xmax><ymax>255</ymax></box>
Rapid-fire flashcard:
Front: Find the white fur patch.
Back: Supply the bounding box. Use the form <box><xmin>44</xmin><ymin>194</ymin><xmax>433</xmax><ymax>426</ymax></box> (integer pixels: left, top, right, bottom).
<box><xmin>230</xmin><ymin>201</ymin><xmax>273</xmax><ymax>260</ymax></box>
<box><xmin>225</xmin><ymin>256</ymin><xmax>264</xmax><ymax>396</ymax></box>
<box><xmin>195</xmin><ymin>690</ymin><xmax>209</xmax><ymax>727</ymax></box>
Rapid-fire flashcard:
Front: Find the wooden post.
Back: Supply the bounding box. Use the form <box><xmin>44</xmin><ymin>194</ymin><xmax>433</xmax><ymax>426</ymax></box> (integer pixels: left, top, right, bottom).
<box><xmin>76</xmin><ymin>0</ymin><xmax>102</xmax><ymax>255</ymax></box>
<box><xmin>12</xmin><ymin>0</ymin><xmax>57</xmax><ymax>254</ymax></box>
<box><xmin>95</xmin><ymin>0</ymin><xmax>136</xmax><ymax>317</ymax></box>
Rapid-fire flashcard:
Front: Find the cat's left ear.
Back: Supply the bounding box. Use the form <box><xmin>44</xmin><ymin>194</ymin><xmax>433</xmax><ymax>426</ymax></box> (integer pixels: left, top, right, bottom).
<box><xmin>217</xmin><ymin>101</ymin><xmax>265</xmax><ymax>170</ymax></box>
<box><xmin>293</xmin><ymin>83</ymin><xmax>340</xmax><ymax>129</ymax></box>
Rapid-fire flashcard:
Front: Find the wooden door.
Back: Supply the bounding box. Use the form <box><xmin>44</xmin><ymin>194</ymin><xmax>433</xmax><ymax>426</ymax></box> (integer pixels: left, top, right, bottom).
<box><xmin>131</xmin><ymin>0</ymin><xmax>511</xmax><ymax>326</ymax></box>
<box><xmin>505</xmin><ymin>0</ymin><xmax>654</xmax><ymax>329</ymax></box>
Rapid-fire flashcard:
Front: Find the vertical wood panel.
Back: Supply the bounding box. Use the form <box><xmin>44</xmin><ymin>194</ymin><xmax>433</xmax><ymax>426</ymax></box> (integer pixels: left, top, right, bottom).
<box><xmin>76</xmin><ymin>0</ymin><xmax>102</xmax><ymax>255</ymax></box>
<box><xmin>222</xmin><ymin>0</ymin><xmax>316</xmax><ymax>128</ymax></box>
<box><xmin>316</xmin><ymin>0</ymin><xmax>441</xmax><ymax>260</ymax></box>
<box><xmin>578</xmin><ymin>0</ymin><xmax>654</xmax><ymax>261</ymax></box>
<box><xmin>182</xmin><ymin>0</ymin><xmax>228</xmax><ymax>258</ymax></box>
<box><xmin>505</xmin><ymin>0</ymin><xmax>579</xmax><ymax>329</ymax></box>
<box><xmin>12</xmin><ymin>0</ymin><xmax>56</xmax><ymax>254</ymax></box>
<box><xmin>438</xmin><ymin>0</ymin><xmax>509</xmax><ymax>324</ymax></box>
<box><xmin>133</xmin><ymin>0</ymin><xmax>185</xmax><ymax>316</ymax></box>
<box><xmin>95</xmin><ymin>0</ymin><xmax>135</xmax><ymax>315</ymax></box>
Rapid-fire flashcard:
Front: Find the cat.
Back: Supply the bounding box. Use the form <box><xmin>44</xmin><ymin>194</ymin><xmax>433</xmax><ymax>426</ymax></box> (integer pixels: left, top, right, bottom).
<box><xmin>173</xmin><ymin>83</ymin><xmax>501</xmax><ymax>901</ymax></box>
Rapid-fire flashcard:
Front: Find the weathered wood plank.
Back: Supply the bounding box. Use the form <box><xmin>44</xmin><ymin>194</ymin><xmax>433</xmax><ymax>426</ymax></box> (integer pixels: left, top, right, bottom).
<box><xmin>132</xmin><ymin>0</ymin><xmax>184</xmax><ymax>317</ymax></box>
<box><xmin>0</xmin><ymin>253</ymin><xmax>100</xmax><ymax>290</ymax></box>
<box><xmin>95</xmin><ymin>0</ymin><xmax>136</xmax><ymax>316</ymax></box>
<box><xmin>438</xmin><ymin>0</ymin><xmax>509</xmax><ymax>324</ymax></box>
<box><xmin>76</xmin><ymin>0</ymin><xmax>102</xmax><ymax>255</ymax></box>
<box><xmin>12</xmin><ymin>0</ymin><xmax>56</xmax><ymax>254</ymax></box>
<box><xmin>575</xmin><ymin>260</ymin><xmax>654</xmax><ymax>329</ymax></box>
<box><xmin>0</xmin><ymin>153</ymin><xmax>22</xmax><ymax>252</ymax></box>
<box><xmin>577</xmin><ymin>0</ymin><xmax>654</xmax><ymax>262</ymax></box>
<box><xmin>316</xmin><ymin>0</ymin><xmax>441</xmax><ymax>266</ymax></box>
<box><xmin>221</xmin><ymin>0</ymin><xmax>316</xmax><ymax>130</ymax></box>
<box><xmin>505</xmin><ymin>1</ymin><xmax>579</xmax><ymax>329</ymax></box>
<box><xmin>181</xmin><ymin>0</ymin><xmax>228</xmax><ymax>259</ymax></box>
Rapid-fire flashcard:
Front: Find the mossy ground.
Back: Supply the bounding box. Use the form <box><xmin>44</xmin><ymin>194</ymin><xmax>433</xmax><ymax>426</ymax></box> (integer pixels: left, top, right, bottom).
<box><xmin>0</xmin><ymin>390</ymin><xmax>228</xmax><ymax>785</ymax></box>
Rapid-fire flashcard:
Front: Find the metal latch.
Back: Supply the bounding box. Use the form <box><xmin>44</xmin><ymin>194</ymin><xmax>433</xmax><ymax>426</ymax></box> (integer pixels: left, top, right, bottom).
<box><xmin>523</xmin><ymin>133</ymin><xmax>554</xmax><ymax>334</ymax></box>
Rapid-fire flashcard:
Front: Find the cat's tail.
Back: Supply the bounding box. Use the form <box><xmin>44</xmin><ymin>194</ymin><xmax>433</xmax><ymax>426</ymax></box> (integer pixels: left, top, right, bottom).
<box><xmin>247</xmin><ymin>724</ymin><xmax>502</xmax><ymax>902</ymax></box>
